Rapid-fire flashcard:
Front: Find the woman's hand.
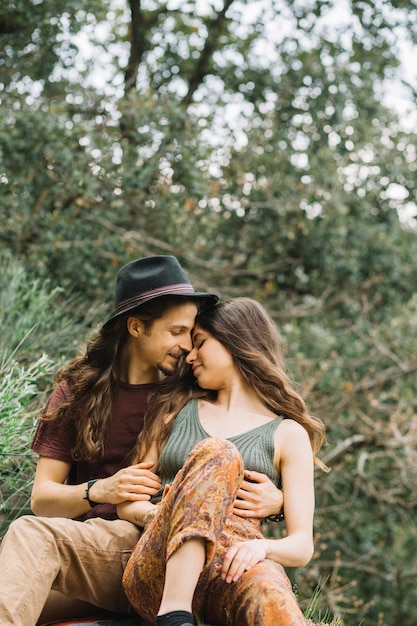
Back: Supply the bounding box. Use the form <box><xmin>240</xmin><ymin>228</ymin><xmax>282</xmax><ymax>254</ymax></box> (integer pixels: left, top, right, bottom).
<box><xmin>218</xmin><ymin>540</ymin><xmax>267</xmax><ymax>583</ymax></box>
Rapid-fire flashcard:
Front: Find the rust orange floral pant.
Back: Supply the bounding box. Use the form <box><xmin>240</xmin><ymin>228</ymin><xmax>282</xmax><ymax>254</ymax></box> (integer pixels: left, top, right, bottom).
<box><xmin>122</xmin><ymin>438</ymin><xmax>313</xmax><ymax>626</ymax></box>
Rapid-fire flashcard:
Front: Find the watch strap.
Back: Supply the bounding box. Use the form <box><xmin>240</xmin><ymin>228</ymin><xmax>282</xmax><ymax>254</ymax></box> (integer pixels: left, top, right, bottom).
<box><xmin>83</xmin><ymin>478</ymin><xmax>101</xmax><ymax>508</ymax></box>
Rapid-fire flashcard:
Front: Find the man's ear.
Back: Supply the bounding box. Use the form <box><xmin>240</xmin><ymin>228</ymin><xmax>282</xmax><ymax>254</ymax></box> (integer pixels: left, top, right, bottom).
<box><xmin>127</xmin><ymin>316</ymin><xmax>145</xmax><ymax>338</ymax></box>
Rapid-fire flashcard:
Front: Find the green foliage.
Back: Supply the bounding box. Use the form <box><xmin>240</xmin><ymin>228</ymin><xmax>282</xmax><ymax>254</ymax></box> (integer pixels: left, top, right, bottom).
<box><xmin>0</xmin><ymin>255</ymin><xmax>108</xmax><ymax>361</ymax></box>
<box><xmin>0</xmin><ymin>350</ymin><xmax>54</xmax><ymax>538</ymax></box>
<box><xmin>0</xmin><ymin>256</ymin><xmax>108</xmax><ymax>538</ymax></box>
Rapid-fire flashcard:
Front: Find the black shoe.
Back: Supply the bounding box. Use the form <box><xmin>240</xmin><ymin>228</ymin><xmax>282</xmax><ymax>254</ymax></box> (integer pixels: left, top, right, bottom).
<box><xmin>155</xmin><ymin>612</ymin><xmax>195</xmax><ymax>626</ymax></box>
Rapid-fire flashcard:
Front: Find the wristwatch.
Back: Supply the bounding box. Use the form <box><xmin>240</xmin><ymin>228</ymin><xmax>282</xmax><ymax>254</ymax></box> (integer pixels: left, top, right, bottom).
<box><xmin>266</xmin><ymin>510</ymin><xmax>285</xmax><ymax>522</ymax></box>
<box><xmin>83</xmin><ymin>478</ymin><xmax>101</xmax><ymax>508</ymax></box>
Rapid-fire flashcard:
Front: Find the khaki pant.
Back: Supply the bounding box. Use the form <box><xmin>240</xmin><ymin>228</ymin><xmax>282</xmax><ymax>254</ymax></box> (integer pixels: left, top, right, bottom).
<box><xmin>0</xmin><ymin>516</ymin><xmax>141</xmax><ymax>626</ymax></box>
<box><xmin>123</xmin><ymin>439</ymin><xmax>311</xmax><ymax>626</ymax></box>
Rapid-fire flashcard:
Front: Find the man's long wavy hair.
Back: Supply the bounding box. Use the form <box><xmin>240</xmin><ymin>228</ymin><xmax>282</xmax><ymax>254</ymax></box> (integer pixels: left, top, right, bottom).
<box><xmin>41</xmin><ymin>296</ymin><xmax>197</xmax><ymax>462</ymax></box>
<box><xmin>133</xmin><ymin>297</ymin><xmax>328</xmax><ymax>471</ymax></box>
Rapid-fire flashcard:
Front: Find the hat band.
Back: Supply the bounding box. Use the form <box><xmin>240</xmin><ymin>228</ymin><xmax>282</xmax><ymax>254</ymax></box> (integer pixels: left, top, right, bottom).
<box><xmin>115</xmin><ymin>283</ymin><xmax>196</xmax><ymax>313</ymax></box>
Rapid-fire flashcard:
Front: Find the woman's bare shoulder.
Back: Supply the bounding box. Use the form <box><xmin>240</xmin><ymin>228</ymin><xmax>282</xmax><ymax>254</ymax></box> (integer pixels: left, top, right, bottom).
<box><xmin>275</xmin><ymin>418</ymin><xmax>311</xmax><ymax>453</ymax></box>
<box><xmin>277</xmin><ymin>417</ymin><xmax>309</xmax><ymax>435</ymax></box>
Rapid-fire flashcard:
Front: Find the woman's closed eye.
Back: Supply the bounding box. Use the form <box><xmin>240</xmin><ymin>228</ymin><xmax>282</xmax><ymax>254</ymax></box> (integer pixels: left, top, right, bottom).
<box><xmin>191</xmin><ymin>331</ymin><xmax>206</xmax><ymax>350</ymax></box>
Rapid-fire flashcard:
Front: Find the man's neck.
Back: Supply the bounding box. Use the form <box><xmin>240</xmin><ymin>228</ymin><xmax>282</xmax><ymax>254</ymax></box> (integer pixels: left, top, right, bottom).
<box><xmin>119</xmin><ymin>364</ymin><xmax>164</xmax><ymax>385</ymax></box>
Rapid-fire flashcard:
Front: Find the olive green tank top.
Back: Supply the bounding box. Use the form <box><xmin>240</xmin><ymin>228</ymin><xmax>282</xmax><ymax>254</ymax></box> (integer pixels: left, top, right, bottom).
<box><xmin>152</xmin><ymin>398</ymin><xmax>282</xmax><ymax>503</ymax></box>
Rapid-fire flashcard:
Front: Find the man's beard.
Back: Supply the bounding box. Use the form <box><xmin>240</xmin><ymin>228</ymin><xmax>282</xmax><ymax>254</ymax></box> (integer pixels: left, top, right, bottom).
<box><xmin>158</xmin><ymin>362</ymin><xmax>177</xmax><ymax>376</ymax></box>
<box><xmin>158</xmin><ymin>356</ymin><xmax>182</xmax><ymax>377</ymax></box>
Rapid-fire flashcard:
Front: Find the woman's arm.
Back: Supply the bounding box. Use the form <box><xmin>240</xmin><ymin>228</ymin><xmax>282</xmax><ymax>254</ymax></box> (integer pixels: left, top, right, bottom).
<box><xmin>116</xmin><ymin>499</ymin><xmax>159</xmax><ymax>527</ymax></box>
<box><xmin>31</xmin><ymin>456</ymin><xmax>161</xmax><ymax>518</ymax></box>
<box><xmin>219</xmin><ymin>419</ymin><xmax>315</xmax><ymax>583</ymax></box>
<box><xmin>264</xmin><ymin>418</ymin><xmax>315</xmax><ymax>564</ymax></box>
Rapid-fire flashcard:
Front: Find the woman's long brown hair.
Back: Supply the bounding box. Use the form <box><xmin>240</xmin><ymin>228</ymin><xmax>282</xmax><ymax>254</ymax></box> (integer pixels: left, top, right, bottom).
<box><xmin>134</xmin><ymin>297</ymin><xmax>328</xmax><ymax>471</ymax></box>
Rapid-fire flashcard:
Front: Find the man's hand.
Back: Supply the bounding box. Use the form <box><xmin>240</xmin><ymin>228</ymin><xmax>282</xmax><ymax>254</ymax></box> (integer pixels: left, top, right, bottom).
<box><xmin>90</xmin><ymin>462</ymin><xmax>161</xmax><ymax>505</ymax></box>
<box><xmin>233</xmin><ymin>470</ymin><xmax>283</xmax><ymax>519</ymax></box>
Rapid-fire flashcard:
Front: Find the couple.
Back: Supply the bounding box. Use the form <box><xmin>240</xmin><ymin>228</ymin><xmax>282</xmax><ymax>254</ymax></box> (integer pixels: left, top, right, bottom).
<box><xmin>0</xmin><ymin>255</ymin><xmax>325</xmax><ymax>626</ymax></box>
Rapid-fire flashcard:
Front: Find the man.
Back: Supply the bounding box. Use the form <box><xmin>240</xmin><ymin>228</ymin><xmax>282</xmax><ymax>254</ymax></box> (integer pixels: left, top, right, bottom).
<box><xmin>0</xmin><ymin>255</ymin><xmax>283</xmax><ymax>626</ymax></box>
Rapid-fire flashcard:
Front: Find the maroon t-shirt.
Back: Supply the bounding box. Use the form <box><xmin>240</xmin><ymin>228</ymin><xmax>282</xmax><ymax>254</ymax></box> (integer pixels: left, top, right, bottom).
<box><xmin>31</xmin><ymin>378</ymin><xmax>162</xmax><ymax>521</ymax></box>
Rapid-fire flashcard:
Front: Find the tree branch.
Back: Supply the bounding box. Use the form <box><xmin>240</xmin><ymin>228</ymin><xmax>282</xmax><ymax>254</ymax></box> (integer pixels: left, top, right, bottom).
<box><xmin>322</xmin><ymin>434</ymin><xmax>367</xmax><ymax>466</ymax></box>
<box><xmin>0</xmin><ymin>12</ymin><xmax>23</xmax><ymax>34</ymax></box>
<box><xmin>182</xmin><ymin>0</ymin><xmax>235</xmax><ymax>107</ymax></box>
<box><xmin>124</xmin><ymin>1</ymin><xmax>167</xmax><ymax>92</ymax></box>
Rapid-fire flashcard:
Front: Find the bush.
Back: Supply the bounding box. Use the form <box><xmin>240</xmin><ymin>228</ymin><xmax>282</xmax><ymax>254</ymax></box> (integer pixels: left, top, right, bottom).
<box><xmin>0</xmin><ymin>349</ymin><xmax>54</xmax><ymax>537</ymax></box>
<box><xmin>0</xmin><ymin>253</ymin><xmax>99</xmax><ymax>537</ymax></box>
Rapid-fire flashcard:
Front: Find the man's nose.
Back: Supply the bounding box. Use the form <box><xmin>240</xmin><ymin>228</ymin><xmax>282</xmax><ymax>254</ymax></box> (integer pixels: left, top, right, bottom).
<box><xmin>185</xmin><ymin>346</ymin><xmax>197</xmax><ymax>363</ymax></box>
<box><xmin>180</xmin><ymin>334</ymin><xmax>193</xmax><ymax>354</ymax></box>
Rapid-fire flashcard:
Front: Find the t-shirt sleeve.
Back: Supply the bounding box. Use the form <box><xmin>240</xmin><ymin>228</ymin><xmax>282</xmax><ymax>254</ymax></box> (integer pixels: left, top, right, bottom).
<box><xmin>31</xmin><ymin>379</ymin><xmax>76</xmax><ymax>463</ymax></box>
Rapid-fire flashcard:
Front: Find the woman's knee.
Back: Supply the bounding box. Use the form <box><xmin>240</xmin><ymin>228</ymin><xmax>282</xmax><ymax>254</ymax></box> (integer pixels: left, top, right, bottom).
<box><xmin>232</xmin><ymin>563</ymin><xmax>304</xmax><ymax>625</ymax></box>
<box><xmin>239</xmin><ymin>561</ymin><xmax>292</xmax><ymax>594</ymax></box>
<box><xmin>191</xmin><ymin>438</ymin><xmax>243</xmax><ymax>466</ymax></box>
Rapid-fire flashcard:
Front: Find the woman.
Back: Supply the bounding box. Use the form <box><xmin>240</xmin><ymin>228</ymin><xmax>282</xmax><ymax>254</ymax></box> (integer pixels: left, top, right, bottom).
<box><xmin>119</xmin><ymin>298</ymin><xmax>327</xmax><ymax>626</ymax></box>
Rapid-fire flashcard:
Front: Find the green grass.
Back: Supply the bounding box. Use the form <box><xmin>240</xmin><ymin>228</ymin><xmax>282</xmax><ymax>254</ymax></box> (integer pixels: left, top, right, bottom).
<box><xmin>303</xmin><ymin>579</ymin><xmax>344</xmax><ymax>625</ymax></box>
<box><xmin>0</xmin><ymin>345</ymin><xmax>54</xmax><ymax>537</ymax></box>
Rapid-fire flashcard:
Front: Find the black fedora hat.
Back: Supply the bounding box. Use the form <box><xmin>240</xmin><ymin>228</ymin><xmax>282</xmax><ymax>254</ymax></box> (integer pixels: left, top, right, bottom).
<box><xmin>103</xmin><ymin>255</ymin><xmax>218</xmax><ymax>329</ymax></box>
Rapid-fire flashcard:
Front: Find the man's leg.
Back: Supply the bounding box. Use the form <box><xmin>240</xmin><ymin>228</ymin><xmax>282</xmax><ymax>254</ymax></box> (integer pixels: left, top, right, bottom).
<box><xmin>36</xmin><ymin>591</ymin><xmax>106</xmax><ymax>625</ymax></box>
<box><xmin>0</xmin><ymin>515</ymin><xmax>141</xmax><ymax>626</ymax></box>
